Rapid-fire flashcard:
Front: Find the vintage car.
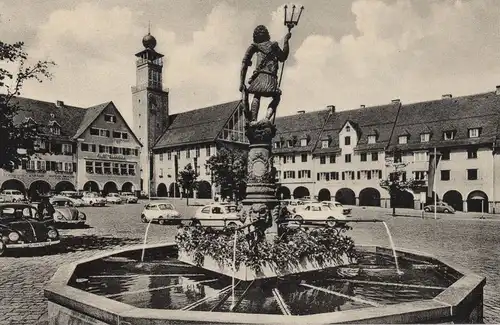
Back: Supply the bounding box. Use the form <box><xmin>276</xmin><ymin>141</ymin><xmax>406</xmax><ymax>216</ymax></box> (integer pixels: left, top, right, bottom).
<box><xmin>423</xmin><ymin>201</ymin><xmax>456</xmax><ymax>214</ymax></box>
<box><xmin>321</xmin><ymin>201</ymin><xmax>352</xmax><ymax>216</ymax></box>
<box><xmin>192</xmin><ymin>204</ymin><xmax>243</xmax><ymax>228</ymax></box>
<box><xmin>0</xmin><ymin>203</ymin><xmax>60</xmax><ymax>256</ymax></box>
<box><xmin>49</xmin><ymin>197</ymin><xmax>87</xmax><ymax>226</ymax></box>
<box><xmin>81</xmin><ymin>192</ymin><xmax>106</xmax><ymax>207</ymax></box>
<box><xmin>106</xmin><ymin>193</ymin><xmax>123</xmax><ymax>204</ymax></box>
<box><xmin>141</xmin><ymin>202</ymin><xmax>181</xmax><ymax>225</ymax></box>
<box><xmin>280</xmin><ymin>199</ymin><xmax>305</xmax><ymax>207</ymax></box>
<box><xmin>121</xmin><ymin>192</ymin><xmax>139</xmax><ymax>203</ymax></box>
<box><xmin>53</xmin><ymin>191</ymin><xmax>85</xmax><ymax>207</ymax></box>
<box><xmin>0</xmin><ymin>190</ymin><xmax>26</xmax><ymax>202</ymax></box>
<box><xmin>292</xmin><ymin>203</ymin><xmax>347</xmax><ymax>227</ymax></box>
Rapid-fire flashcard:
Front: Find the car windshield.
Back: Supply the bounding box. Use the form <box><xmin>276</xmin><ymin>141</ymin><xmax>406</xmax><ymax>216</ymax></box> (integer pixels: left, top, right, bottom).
<box><xmin>53</xmin><ymin>200</ymin><xmax>72</xmax><ymax>207</ymax></box>
<box><xmin>158</xmin><ymin>204</ymin><xmax>174</xmax><ymax>210</ymax></box>
<box><xmin>224</xmin><ymin>206</ymin><xmax>238</xmax><ymax>213</ymax></box>
<box><xmin>0</xmin><ymin>206</ymin><xmax>36</xmax><ymax>219</ymax></box>
<box><xmin>9</xmin><ymin>190</ymin><xmax>22</xmax><ymax>195</ymax></box>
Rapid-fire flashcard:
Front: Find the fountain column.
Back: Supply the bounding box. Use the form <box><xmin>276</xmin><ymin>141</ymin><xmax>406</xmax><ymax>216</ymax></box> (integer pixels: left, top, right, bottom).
<box><xmin>241</xmin><ymin>119</ymin><xmax>279</xmax><ymax>235</ymax></box>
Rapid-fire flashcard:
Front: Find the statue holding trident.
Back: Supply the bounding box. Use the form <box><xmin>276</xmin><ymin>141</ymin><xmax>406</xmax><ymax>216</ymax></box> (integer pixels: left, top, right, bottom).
<box><xmin>239</xmin><ymin>5</ymin><xmax>304</xmax><ymax>125</ymax></box>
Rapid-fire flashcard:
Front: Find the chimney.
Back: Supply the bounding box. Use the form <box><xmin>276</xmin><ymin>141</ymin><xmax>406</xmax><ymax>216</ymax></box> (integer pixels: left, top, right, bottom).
<box><xmin>391</xmin><ymin>99</ymin><xmax>400</xmax><ymax>104</ymax></box>
<box><xmin>360</xmin><ymin>104</ymin><xmax>366</xmax><ymax>108</ymax></box>
<box><xmin>327</xmin><ymin>105</ymin><xmax>335</xmax><ymax>113</ymax></box>
<box><xmin>496</xmin><ymin>85</ymin><xmax>500</xmax><ymax>95</ymax></box>
<box><xmin>442</xmin><ymin>94</ymin><xmax>452</xmax><ymax>99</ymax></box>
<box><xmin>55</xmin><ymin>100</ymin><xmax>64</xmax><ymax>107</ymax></box>
<box><xmin>297</xmin><ymin>110</ymin><xmax>305</xmax><ymax>114</ymax></box>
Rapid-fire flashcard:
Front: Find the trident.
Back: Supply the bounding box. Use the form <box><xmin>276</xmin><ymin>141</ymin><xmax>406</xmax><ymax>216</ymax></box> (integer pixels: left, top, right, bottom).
<box><xmin>273</xmin><ymin>4</ymin><xmax>304</xmax><ymax>124</ymax></box>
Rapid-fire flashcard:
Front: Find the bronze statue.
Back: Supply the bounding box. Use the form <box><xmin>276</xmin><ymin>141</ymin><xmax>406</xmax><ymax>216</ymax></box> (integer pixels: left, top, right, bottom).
<box><xmin>240</xmin><ymin>25</ymin><xmax>291</xmax><ymax>124</ymax></box>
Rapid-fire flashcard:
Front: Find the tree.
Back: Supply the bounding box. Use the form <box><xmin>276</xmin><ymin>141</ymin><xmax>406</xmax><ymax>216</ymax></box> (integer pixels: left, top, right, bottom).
<box><xmin>178</xmin><ymin>163</ymin><xmax>198</xmax><ymax>206</ymax></box>
<box><xmin>0</xmin><ymin>41</ymin><xmax>55</xmax><ymax>171</ymax></box>
<box><xmin>379</xmin><ymin>149</ymin><xmax>421</xmax><ymax>216</ymax></box>
<box><xmin>205</xmin><ymin>146</ymin><xmax>248</xmax><ymax>202</ymax></box>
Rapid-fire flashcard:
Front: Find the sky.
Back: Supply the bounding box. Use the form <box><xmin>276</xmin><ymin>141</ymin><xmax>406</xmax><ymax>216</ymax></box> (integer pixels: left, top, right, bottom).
<box><xmin>2</xmin><ymin>0</ymin><xmax>500</xmax><ymax>125</ymax></box>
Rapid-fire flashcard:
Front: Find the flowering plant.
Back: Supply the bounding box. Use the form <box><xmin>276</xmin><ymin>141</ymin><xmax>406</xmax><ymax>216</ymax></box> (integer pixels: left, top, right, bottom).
<box><xmin>175</xmin><ymin>224</ymin><xmax>357</xmax><ymax>274</ymax></box>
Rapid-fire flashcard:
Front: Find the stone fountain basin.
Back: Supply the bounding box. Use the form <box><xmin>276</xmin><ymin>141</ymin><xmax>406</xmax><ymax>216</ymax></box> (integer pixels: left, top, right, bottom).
<box><xmin>44</xmin><ymin>242</ymin><xmax>485</xmax><ymax>325</ymax></box>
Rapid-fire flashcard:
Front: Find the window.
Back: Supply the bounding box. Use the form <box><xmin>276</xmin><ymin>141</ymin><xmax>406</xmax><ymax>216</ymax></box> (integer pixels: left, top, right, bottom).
<box><xmin>398</xmin><ymin>135</ymin><xmax>407</xmax><ymax>144</ymax></box>
<box><xmin>441</xmin><ymin>150</ymin><xmax>450</xmax><ymax>160</ymax></box>
<box><xmin>104</xmin><ymin>162</ymin><xmax>111</xmax><ymax>175</ymax></box>
<box><xmin>414</xmin><ymin>152</ymin><xmax>428</xmax><ymax>162</ymax></box>
<box><xmin>300</xmin><ymin>139</ymin><xmax>307</xmax><ymax>147</ymax></box>
<box><xmin>346</xmin><ymin>125</ymin><xmax>351</xmax><ymax>132</ymax></box>
<box><xmin>345</xmin><ymin>154</ymin><xmax>351</xmax><ymax>163</ymax></box>
<box><xmin>186</xmin><ymin>149</ymin><xmax>190</xmax><ymax>159</ymax></box>
<box><xmin>394</xmin><ymin>151</ymin><xmax>402</xmax><ymax>163</ymax></box>
<box><xmin>320</xmin><ymin>156</ymin><xmax>326</xmax><ymax>164</ymax></box>
<box><xmin>159</xmin><ymin>168</ymin><xmax>164</xmax><ymax>178</ymax></box>
<box><xmin>283</xmin><ymin>171</ymin><xmax>295</xmax><ymax>179</ymax></box>
<box><xmin>113</xmin><ymin>163</ymin><xmax>120</xmax><ymax>175</ymax></box>
<box><xmin>468</xmin><ymin>128</ymin><xmax>480</xmax><ymax>138</ymax></box>
<box><xmin>50</xmin><ymin>125</ymin><xmax>60</xmax><ymax>135</ymax></box>
<box><xmin>90</xmin><ymin>128</ymin><xmax>99</xmax><ymax>136</ymax></box>
<box><xmin>195</xmin><ymin>147</ymin><xmax>200</xmax><ymax>158</ymax></box>
<box><xmin>372</xmin><ymin>152</ymin><xmax>379</xmax><ymax>161</ymax></box>
<box><xmin>167</xmin><ymin>152</ymin><xmax>172</xmax><ymax>160</ymax></box>
<box><xmin>159</xmin><ymin>153</ymin><xmax>164</xmax><ymax>161</ymax></box>
<box><xmin>176</xmin><ymin>149</ymin><xmax>181</xmax><ymax>157</ymax></box>
<box><xmin>368</xmin><ymin>135</ymin><xmax>376</xmax><ymax>144</ymax></box>
<box><xmin>329</xmin><ymin>155</ymin><xmax>336</xmax><ymax>163</ymax></box>
<box><xmin>344</xmin><ymin>136</ymin><xmax>351</xmax><ymax>146</ymax></box>
<box><xmin>101</xmin><ymin>129</ymin><xmax>110</xmax><ymax>137</ymax></box>
<box><xmin>360</xmin><ymin>153</ymin><xmax>367</xmax><ymax>162</ymax></box>
<box><xmin>420</xmin><ymin>133</ymin><xmax>430</xmax><ymax>142</ymax></box>
<box><xmin>443</xmin><ymin>130</ymin><xmax>456</xmax><ymax>140</ymax></box>
<box><xmin>414</xmin><ymin>171</ymin><xmax>427</xmax><ymax>180</ymax></box>
<box><xmin>301</xmin><ymin>154</ymin><xmax>307</xmax><ymax>162</ymax></box>
<box><xmin>206</xmin><ymin>145</ymin><xmax>211</xmax><ymax>156</ymax></box>
<box><xmin>121</xmin><ymin>164</ymin><xmax>128</xmax><ymax>175</ymax></box>
<box><xmin>122</xmin><ymin>133</ymin><xmax>128</xmax><ymax>139</ymax></box>
<box><xmin>113</xmin><ymin>131</ymin><xmax>121</xmax><ymax>139</ymax></box>
<box><xmin>86</xmin><ymin>161</ymin><xmax>93</xmax><ymax>174</ymax></box>
<box><xmin>467</xmin><ymin>169</ymin><xmax>478</xmax><ymax>180</ymax></box>
<box><xmin>62</xmin><ymin>144</ymin><xmax>72</xmax><ymax>154</ymax></box>
<box><xmin>321</xmin><ymin>140</ymin><xmax>329</xmax><ymax>149</ymax></box>
<box><xmin>287</xmin><ymin>140</ymin><xmax>293</xmax><ymax>148</ymax></box>
<box><xmin>104</xmin><ymin>114</ymin><xmax>117</xmax><ymax>123</ymax></box>
<box><xmin>441</xmin><ymin>170</ymin><xmax>450</xmax><ymax>181</ymax></box>
<box><xmin>298</xmin><ymin>170</ymin><xmax>311</xmax><ymax>179</ymax></box>
<box><xmin>94</xmin><ymin>162</ymin><xmax>103</xmax><ymax>174</ymax></box>
<box><xmin>467</xmin><ymin>148</ymin><xmax>478</xmax><ymax>159</ymax></box>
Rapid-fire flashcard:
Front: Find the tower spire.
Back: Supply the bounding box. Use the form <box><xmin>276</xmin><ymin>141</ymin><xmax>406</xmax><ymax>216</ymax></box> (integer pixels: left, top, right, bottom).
<box><xmin>148</xmin><ymin>21</ymin><xmax>151</xmax><ymax>35</ymax></box>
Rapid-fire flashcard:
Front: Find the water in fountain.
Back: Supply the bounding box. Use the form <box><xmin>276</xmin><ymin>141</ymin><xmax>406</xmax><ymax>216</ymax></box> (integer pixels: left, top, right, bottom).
<box><xmin>382</xmin><ymin>221</ymin><xmax>403</xmax><ymax>275</ymax></box>
<box><xmin>138</xmin><ymin>218</ymin><xmax>155</xmax><ymax>266</ymax></box>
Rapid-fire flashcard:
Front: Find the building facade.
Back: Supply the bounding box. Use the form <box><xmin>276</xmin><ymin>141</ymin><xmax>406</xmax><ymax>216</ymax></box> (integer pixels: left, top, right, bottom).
<box><xmin>0</xmin><ymin>99</ymin><xmax>141</xmax><ymax>197</ymax></box>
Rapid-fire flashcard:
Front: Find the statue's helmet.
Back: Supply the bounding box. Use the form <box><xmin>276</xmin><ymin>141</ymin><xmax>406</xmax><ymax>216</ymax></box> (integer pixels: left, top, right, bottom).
<box><xmin>253</xmin><ymin>25</ymin><xmax>270</xmax><ymax>43</ymax></box>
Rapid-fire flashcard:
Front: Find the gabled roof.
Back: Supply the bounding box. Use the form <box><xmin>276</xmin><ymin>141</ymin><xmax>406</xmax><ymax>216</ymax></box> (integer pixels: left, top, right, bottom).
<box><xmin>388</xmin><ymin>91</ymin><xmax>500</xmax><ymax>151</ymax></box>
<box><xmin>316</xmin><ymin>103</ymin><xmax>401</xmax><ymax>153</ymax></box>
<box><xmin>273</xmin><ymin>110</ymin><xmax>331</xmax><ymax>154</ymax></box>
<box><xmin>73</xmin><ymin>102</ymin><xmax>110</xmax><ymax>139</ymax></box>
<box><xmin>153</xmin><ymin>101</ymin><xmax>241</xmax><ymax>149</ymax></box>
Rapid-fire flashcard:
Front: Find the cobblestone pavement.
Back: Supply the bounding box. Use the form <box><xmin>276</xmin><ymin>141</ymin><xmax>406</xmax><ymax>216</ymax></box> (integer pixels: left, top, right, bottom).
<box><xmin>0</xmin><ymin>200</ymin><xmax>499</xmax><ymax>324</ymax></box>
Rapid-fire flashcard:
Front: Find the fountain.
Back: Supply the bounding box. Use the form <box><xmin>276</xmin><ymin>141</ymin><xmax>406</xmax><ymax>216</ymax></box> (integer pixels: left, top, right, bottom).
<box><xmin>44</xmin><ymin>10</ymin><xmax>485</xmax><ymax>325</ymax></box>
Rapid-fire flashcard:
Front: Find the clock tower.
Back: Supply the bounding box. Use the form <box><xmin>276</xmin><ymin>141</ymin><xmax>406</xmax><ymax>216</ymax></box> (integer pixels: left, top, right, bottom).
<box><xmin>132</xmin><ymin>30</ymin><xmax>169</xmax><ymax>195</ymax></box>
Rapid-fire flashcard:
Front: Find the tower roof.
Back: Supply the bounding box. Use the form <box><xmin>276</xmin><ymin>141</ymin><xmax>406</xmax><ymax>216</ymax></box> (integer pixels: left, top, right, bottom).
<box><xmin>142</xmin><ymin>32</ymin><xmax>157</xmax><ymax>50</ymax></box>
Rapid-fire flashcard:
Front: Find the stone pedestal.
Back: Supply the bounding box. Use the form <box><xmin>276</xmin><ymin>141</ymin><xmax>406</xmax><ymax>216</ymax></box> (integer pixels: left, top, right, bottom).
<box><xmin>240</xmin><ymin>120</ymin><xmax>279</xmax><ymax>234</ymax></box>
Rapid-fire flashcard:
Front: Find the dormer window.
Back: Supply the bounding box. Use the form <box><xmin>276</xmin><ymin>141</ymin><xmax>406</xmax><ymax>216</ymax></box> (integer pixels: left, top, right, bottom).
<box><xmin>300</xmin><ymin>138</ymin><xmax>307</xmax><ymax>147</ymax></box>
<box><xmin>345</xmin><ymin>125</ymin><xmax>351</xmax><ymax>132</ymax></box>
<box><xmin>48</xmin><ymin>121</ymin><xmax>61</xmax><ymax>135</ymax></box>
<box><xmin>468</xmin><ymin>128</ymin><xmax>480</xmax><ymax>138</ymax></box>
<box><xmin>368</xmin><ymin>135</ymin><xmax>377</xmax><ymax>144</ymax></box>
<box><xmin>104</xmin><ymin>114</ymin><xmax>117</xmax><ymax>123</ymax></box>
<box><xmin>321</xmin><ymin>140</ymin><xmax>329</xmax><ymax>149</ymax></box>
<box><xmin>398</xmin><ymin>135</ymin><xmax>408</xmax><ymax>144</ymax></box>
<box><xmin>420</xmin><ymin>133</ymin><xmax>430</xmax><ymax>142</ymax></box>
<box><xmin>287</xmin><ymin>140</ymin><xmax>293</xmax><ymax>148</ymax></box>
<box><xmin>443</xmin><ymin>130</ymin><xmax>456</xmax><ymax>140</ymax></box>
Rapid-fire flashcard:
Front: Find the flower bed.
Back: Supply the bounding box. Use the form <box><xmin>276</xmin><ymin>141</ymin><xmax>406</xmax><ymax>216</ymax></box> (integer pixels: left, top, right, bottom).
<box><xmin>175</xmin><ymin>224</ymin><xmax>357</xmax><ymax>281</ymax></box>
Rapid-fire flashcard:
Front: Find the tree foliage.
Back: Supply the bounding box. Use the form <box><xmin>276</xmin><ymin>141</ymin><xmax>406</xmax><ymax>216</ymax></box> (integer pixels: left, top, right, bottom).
<box><xmin>178</xmin><ymin>163</ymin><xmax>198</xmax><ymax>205</ymax></box>
<box><xmin>0</xmin><ymin>41</ymin><xmax>55</xmax><ymax>171</ymax></box>
<box><xmin>205</xmin><ymin>146</ymin><xmax>248</xmax><ymax>202</ymax></box>
<box><xmin>379</xmin><ymin>150</ymin><xmax>422</xmax><ymax>215</ymax></box>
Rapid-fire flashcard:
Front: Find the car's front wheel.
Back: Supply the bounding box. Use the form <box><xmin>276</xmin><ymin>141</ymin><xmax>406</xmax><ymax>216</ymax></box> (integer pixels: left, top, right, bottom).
<box><xmin>424</xmin><ymin>207</ymin><xmax>430</xmax><ymax>212</ymax></box>
<box><xmin>443</xmin><ymin>208</ymin><xmax>450</xmax><ymax>213</ymax></box>
<box><xmin>0</xmin><ymin>240</ymin><xmax>5</xmax><ymax>257</ymax></box>
<box><xmin>141</xmin><ymin>215</ymin><xmax>147</xmax><ymax>223</ymax></box>
<box><xmin>326</xmin><ymin>217</ymin><xmax>337</xmax><ymax>228</ymax></box>
<box><xmin>227</xmin><ymin>222</ymin><xmax>237</xmax><ymax>229</ymax></box>
<box><xmin>158</xmin><ymin>218</ymin><xmax>166</xmax><ymax>225</ymax></box>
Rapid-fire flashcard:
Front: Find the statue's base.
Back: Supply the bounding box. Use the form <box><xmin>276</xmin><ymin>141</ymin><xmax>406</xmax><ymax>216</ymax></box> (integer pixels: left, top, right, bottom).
<box><xmin>177</xmin><ymin>249</ymin><xmax>351</xmax><ymax>282</ymax></box>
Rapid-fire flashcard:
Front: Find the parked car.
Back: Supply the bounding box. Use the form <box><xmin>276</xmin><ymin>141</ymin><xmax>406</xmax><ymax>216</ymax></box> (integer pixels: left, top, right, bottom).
<box><xmin>106</xmin><ymin>193</ymin><xmax>123</xmax><ymax>204</ymax></box>
<box><xmin>81</xmin><ymin>192</ymin><xmax>106</xmax><ymax>207</ymax></box>
<box><xmin>141</xmin><ymin>202</ymin><xmax>181</xmax><ymax>225</ymax></box>
<box><xmin>49</xmin><ymin>197</ymin><xmax>87</xmax><ymax>226</ymax></box>
<box><xmin>1</xmin><ymin>190</ymin><xmax>26</xmax><ymax>202</ymax></box>
<box><xmin>121</xmin><ymin>192</ymin><xmax>139</xmax><ymax>203</ymax></box>
<box><xmin>0</xmin><ymin>203</ymin><xmax>60</xmax><ymax>256</ymax></box>
<box><xmin>292</xmin><ymin>203</ymin><xmax>347</xmax><ymax>227</ymax></box>
<box><xmin>53</xmin><ymin>192</ymin><xmax>85</xmax><ymax>207</ymax></box>
<box><xmin>321</xmin><ymin>201</ymin><xmax>352</xmax><ymax>216</ymax></box>
<box><xmin>193</xmin><ymin>204</ymin><xmax>242</xmax><ymax>228</ymax></box>
<box><xmin>423</xmin><ymin>201</ymin><xmax>455</xmax><ymax>214</ymax></box>
<box><xmin>280</xmin><ymin>199</ymin><xmax>305</xmax><ymax>207</ymax></box>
